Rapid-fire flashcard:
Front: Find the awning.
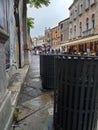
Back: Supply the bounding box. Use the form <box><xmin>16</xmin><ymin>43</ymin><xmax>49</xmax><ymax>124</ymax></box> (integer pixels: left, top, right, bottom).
<box><xmin>58</xmin><ymin>35</ymin><xmax>98</xmax><ymax>48</ymax></box>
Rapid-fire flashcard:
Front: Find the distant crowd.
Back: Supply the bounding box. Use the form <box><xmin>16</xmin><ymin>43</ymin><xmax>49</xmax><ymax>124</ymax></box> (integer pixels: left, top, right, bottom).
<box><xmin>33</xmin><ymin>47</ymin><xmax>62</xmax><ymax>55</ymax></box>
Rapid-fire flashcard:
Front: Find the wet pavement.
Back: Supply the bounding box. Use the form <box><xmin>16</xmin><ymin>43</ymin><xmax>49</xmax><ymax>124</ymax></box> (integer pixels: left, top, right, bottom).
<box><xmin>10</xmin><ymin>55</ymin><xmax>54</xmax><ymax>130</ymax></box>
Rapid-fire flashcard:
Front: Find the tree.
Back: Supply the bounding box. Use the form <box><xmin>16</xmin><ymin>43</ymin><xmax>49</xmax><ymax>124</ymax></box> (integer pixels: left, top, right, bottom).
<box><xmin>27</xmin><ymin>0</ymin><xmax>50</xmax><ymax>31</ymax></box>
<box><xmin>28</xmin><ymin>0</ymin><xmax>50</xmax><ymax>8</ymax></box>
<box><xmin>27</xmin><ymin>17</ymin><xmax>34</xmax><ymax>33</ymax></box>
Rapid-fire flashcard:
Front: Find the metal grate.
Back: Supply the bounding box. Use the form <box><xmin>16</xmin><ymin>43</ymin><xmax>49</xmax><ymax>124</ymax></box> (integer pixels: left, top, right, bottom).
<box><xmin>54</xmin><ymin>55</ymin><xmax>98</xmax><ymax>130</ymax></box>
<box><xmin>40</xmin><ymin>54</ymin><xmax>55</xmax><ymax>89</ymax></box>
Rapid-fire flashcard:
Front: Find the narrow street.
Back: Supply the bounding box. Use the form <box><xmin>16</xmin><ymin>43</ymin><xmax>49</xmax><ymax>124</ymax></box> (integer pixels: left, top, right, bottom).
<box><xmin>10</xmin><ymin>55</ymin><xmax>54</xmax><ymax>130</ymax></box>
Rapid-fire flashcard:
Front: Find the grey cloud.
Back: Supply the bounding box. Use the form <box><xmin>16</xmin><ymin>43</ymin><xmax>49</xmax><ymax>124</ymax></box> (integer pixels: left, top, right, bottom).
<box><xmin>27</xmin><ymin>0</ymin><xmax>73</xmax><ymax>37</ymax></box>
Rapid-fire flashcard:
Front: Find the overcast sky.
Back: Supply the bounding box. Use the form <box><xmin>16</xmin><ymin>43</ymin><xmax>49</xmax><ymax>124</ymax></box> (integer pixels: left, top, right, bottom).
<box><xmin>27</xmin><ymin>0</ymin><xmax>73</xmax><ymax>38</ymax></box>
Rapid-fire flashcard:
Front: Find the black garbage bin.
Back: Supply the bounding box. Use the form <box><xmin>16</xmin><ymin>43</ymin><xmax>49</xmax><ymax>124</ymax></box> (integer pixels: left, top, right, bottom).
<box><xmin>40</xmin><ymin>54</ymin><xmax>55</xmax><ymax>89</ymax></box>
<box><xmin>40</xmin><ymin>54</ymin><xmax>43</xmax><ymax>77</ymax></box>
<box><xmin>54</xmin><ymin>55</ymin><xmax>98</xmax><ymax>130</ymax></box>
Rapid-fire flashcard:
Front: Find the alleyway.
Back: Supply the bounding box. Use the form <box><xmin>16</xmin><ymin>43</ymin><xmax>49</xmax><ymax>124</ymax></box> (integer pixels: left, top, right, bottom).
<box><xmin>10</xmin><ymin>55</ymin><xmax>54</xmax><ymax>130</ymax></box>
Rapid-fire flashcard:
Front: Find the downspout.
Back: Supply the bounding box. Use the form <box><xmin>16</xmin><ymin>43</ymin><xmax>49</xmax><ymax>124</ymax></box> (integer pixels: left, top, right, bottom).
<box><xmin>18</xmin><ymin>19</ymin><xmax>21</xmax><ymax>68</ymax></box>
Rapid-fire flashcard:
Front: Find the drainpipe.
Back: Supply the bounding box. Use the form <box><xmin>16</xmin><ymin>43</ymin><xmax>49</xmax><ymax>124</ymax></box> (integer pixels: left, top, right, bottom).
<box><xmin>18</xmin><ymin>21</ymin><xmax>21</xmax><ymax>68</ymax></box>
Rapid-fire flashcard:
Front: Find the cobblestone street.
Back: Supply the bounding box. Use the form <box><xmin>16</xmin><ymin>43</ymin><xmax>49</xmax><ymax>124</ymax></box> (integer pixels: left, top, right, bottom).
<box><xmin>10</xmin><ymin>55</ymin><xmax>54</xmax><ymax>130</ymax></box>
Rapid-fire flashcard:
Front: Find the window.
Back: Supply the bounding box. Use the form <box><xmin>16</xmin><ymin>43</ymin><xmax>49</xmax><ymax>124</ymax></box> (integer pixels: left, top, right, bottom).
<box><xmin>70</xmin><ymin>12</ymin><xmax>72</xmax><ymax>16</ymax></box>
<box><xmin>61</xmin><ymin>24</ymin><xmax>63</xmax><ymax>29</ymax></box>
<box><xmin>74</xmin><ymin>7</ymin><xmax>77</xmax><ymax>18</ymax></box>
<box><xmin>80</xmin><ymin>22</ymin><xmax>82</xmax><ymax>36</ymax></box>
<box><xmin>88</xmin><ymin>0</ymin><xmax>90</xmax><ymax>6</ymax></box>
<box><xmin>80</xmin><ymin>4</ymin><xmax>83</xmax><ymax>14</ymax></box>
<box><xmin>74</xmin><ymin>26</ymin><xmax>76</xmax><ymax>38</ymax></box>
<box><xmin>55</xmin><ymin>31</ymin><xmax>57</xmax><ymax>33</ymax></box>
<box><xmin>70</xmin><ymin>12</ymin><xmax>73</xmax><ymax>19</ymax></box>
<box><xmin>92</xmin><ymin>14</ymin><xmax>95</xmax><ymax>28</ymax></box>
<box><xmin>75</xmin><ymin>8</ymin><xmax>77</xmax><ymax>12</ymax></box>
<box><xmin>86</xmin><ymin>18</ymin><xmax>89</xmax><ymax>31</ymax></box>
<box><xmin>81</xmin><ymin>4</ymin><xmax>83</xmax><ymax>9</ymax></box>
<box><xmin>61</xmin><ymin>34</ymin><xmax>63</xmax><ymax>41</ymax></box>
<box><xmin>70</xmin><ymin>28</ymin><xmax>72</xmax><ymax>39</ymax></box>
<box><xmin>86</xmin><ymin>0</ymin><xmax>90</xmax><ymax>9</ymax></box>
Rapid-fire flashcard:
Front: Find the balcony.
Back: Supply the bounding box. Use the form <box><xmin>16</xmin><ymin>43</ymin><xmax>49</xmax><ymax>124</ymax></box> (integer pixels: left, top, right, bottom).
<box><xmin>82</xmin><ymin>28</ymin><xmax>95</xmax><ymax>37</ymax></box>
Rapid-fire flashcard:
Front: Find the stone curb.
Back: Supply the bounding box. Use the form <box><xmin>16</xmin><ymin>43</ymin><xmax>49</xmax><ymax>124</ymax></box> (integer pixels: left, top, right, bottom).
<box><xmin>6</xmin><ymin>65</ymin><xmax>29</xmax><ymax>130</ymax></box>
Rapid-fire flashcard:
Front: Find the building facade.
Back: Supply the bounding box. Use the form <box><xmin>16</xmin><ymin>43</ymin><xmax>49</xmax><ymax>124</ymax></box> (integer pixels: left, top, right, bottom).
<box><xmin>59</xmin><ymin>18</ymin><xmax>70</xmax><ymax>44</ymax></box>
<box><xmin>69</xmin><ymin>0</ymin><xmax>98</xmax><ymax>40</ymax></box>
<box><xmin>45</xmin><ymin>27</ymin><xmax>52</xmax><ymax>46</ymax></box>
<box><xmin>45</xmin><ymin>19</ymin><xmax>70</xmax><ymax>51</ymax></box>
<box><xmin>36</xmin><ymin>36</ymin><xmax>45</xmax><ymax>46</ymax></box>
<box><xmin>67</xmin><ymin>0</ymin><xmax>98</xmax><ymax>55</ymax></box>
<box><xmin>32</xmin><ymin>36</ymin><xmax>45</xmax><ymax>47</ymax></box>
<box><xmin>51</xmin><ymin>26</ymin><xmax>61</xmax><ymax>49</ymax></box>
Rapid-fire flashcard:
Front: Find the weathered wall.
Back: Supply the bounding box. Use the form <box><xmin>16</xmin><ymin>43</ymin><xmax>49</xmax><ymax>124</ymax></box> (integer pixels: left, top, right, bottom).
<box><xmin>0</xmin><ymin>44</ymin><xmax>8</xmax><ymax>99</ymax></box>
<box><xmin>0</xmin><ymin>1</ymin><xmax>12</xmax><ymax>130</ymax></box>
<box><xmin>9</xmin><ymin>0</ymin><xmax>17</xmax><ymax>66</ymax></box>
<box><xmin>0</xmin><ymin>0</ymin><xmax>10</xmax><ymax>104</ymax></box>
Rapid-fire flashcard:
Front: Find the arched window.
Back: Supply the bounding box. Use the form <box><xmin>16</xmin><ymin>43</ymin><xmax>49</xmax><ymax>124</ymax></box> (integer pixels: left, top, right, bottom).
<box><xmin>88</xmin><ymin>0</ymin><xmax>90</xmax><ymax>6</ymax></box>
<box><xmin>61</xmin><ymin>34</ymin><xmax>63</xmax><ymax>41</ymax></box>
<box><xmin>70</xmin><ymin>28</ymin><xmax>72</xmax><ymax>39</ymax></box>
<box><xmin>74</xmin><ymin>25</ymin><xmax>76</xmax><ymax>38</ymax></box>
<box><xmin>86</xmin><ymin>0</ymin><xmax>90</xmax><ymax>8</ymax></box>
<box><xmin>80</xmin><ymin>22</ymin><xmax>82</xmax><ymax>36</ymax></box>
<box><xmin>86</xmin><ymin>18</ymin><xmax>89</xmax><ymax>31</ymax></box>
<box><xmin>92</xmin><ymin>14</ymin><xmax>95</xmax><ymax>29</ymax></box>
<box><xmin>80</xmin><ymin>4</ymin><xmax>83</xmax><ymax>14</ymax></box>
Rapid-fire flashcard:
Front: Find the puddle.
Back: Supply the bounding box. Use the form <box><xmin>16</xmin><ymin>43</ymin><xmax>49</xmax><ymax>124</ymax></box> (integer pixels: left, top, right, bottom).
<box><xmin>31</xmin><ymin>78</ymin><xmax>41</xmax><ymax>82</ymax></box>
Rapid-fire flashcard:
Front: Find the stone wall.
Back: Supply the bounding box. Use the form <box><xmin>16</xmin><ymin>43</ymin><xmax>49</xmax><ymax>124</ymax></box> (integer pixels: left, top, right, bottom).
<box><xmin>0</xmin><ymin>0</ymin><xmax>12</xmax><ymax>129</ymax></box>
<box><xmin>0</xmin><ymin>44</ymin><xmax>7</xmax><ymax>100</ymax></box>
<box><xmin>0</xmin><ymin>40</ymin><xmax>11</xmax><ymax>130</ymax></box>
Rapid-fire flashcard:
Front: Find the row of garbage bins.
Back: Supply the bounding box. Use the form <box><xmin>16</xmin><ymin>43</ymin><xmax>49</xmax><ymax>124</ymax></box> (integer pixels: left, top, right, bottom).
<box><xmin>40</xmin><ymin>54</ymin><xmax>98</xmax><ymax>130</ymax></box>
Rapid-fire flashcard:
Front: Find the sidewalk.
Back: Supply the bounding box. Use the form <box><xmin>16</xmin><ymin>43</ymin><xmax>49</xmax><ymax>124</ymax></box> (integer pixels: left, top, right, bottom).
<box><xmin>7</xmin><ymin>65</ymin><xmax>29</xmax><ymax>130</ymax></box>
<box><xmin>9</xmin><ymin>55</ymin><xmax>54</xmax><ymax>130</ymax></box>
